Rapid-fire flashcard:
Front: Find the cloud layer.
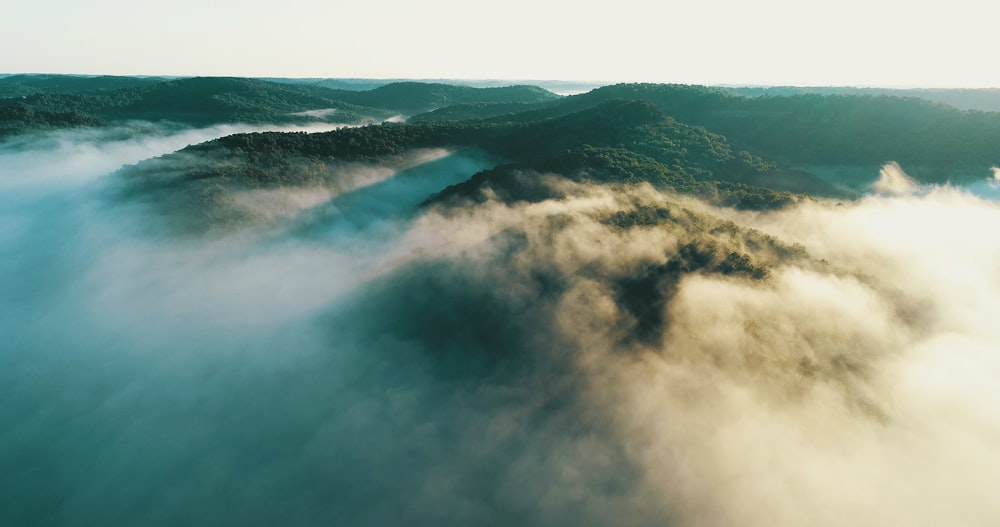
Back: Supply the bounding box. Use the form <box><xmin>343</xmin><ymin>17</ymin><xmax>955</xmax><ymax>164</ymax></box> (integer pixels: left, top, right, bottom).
<box><xmin>2</xmin><ymin>128</ymin><xmax>999</xmax><ymax>527</ymax></box>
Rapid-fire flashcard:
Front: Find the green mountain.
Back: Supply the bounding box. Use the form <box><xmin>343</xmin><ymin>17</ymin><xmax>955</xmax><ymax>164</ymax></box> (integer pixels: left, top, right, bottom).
<box><xmin>0</xmin><ymin>77</ymin><xmax>395</xmax><ymax>130</ymax></box>
<box><xmin>724</xmin><ymin>85</ymin><xmax>1000</xmax><ymax>112</ymax></box>
<box><xmin>113</xmin><ymin>99</ymin><xmax>801</xmax><ymax>234</ymax></box>
<box><xmin>322</xmin><ymin>82</ymin><xmax>560</xmax><ymax>114</ymax></box>
<box><xmin>412</xmin><ymin>83</ymin><xmax>1000</xmax><ymax>187</ymax></box>
<box><xmin>0</xmin><ymin>77</ymin><xmax>560</xmax><ymax>137</ymax></box>
<box><xmin>0</xmin><ymin>101</ymin><xmax>104</xmax><ymax>136</ymax></box>
<box><xmin>9</xmin><ymin>76</ymin><xmax>994</xmax><ymax>234</ymax></box>
<box><xmin>0</xmin><ymin>73</ymin><xmax>168</xmax><ymax>98</ymax></box>
<box><xmin>409</xmin><ymin>83</ymin><xmax>734</xmax><ymax>124</ymax></box>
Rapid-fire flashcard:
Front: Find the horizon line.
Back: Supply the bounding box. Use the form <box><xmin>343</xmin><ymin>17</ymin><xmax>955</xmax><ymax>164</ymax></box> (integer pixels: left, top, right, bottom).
<box><xmin>2</xmin><ymin>72</ymin><xmax>1000</xmax><ymax>91</ymax></box>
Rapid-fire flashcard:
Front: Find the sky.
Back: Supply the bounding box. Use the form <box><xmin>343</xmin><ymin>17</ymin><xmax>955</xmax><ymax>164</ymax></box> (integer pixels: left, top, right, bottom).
<box><xmin>2</xmin><ymin>0</ymin><xmax>999</xmax><ymax>87</ymax></box>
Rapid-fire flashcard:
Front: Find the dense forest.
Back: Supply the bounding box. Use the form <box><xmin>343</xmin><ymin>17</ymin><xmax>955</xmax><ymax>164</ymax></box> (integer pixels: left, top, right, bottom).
<box><xmin>0</xmin><ymin>73</ymin><xmax>167</xmax><ymax>98</ymax></box>
<box><xmin>0</xmin><ymin>76</ymin><xmax>559</xmax><ymax>134</ymax></box>
<box><xmin>725</xmin><ymin>85</ymin><xmax>1000</xmax><ymax>112</ymax></box>
<box><xmin>412</xmin><ymin>83</ymin><xmax>1000</xmax><ymax>184</ymax></box>
<box><xmin>5</xmin><ymin>74</ymin><xmax>1000</xmax><ymax>227</ymax></box>
<box><xmin>114</xmin><ymin>98</ymin><xmax>806</xmax><ymax>234</ymax></box>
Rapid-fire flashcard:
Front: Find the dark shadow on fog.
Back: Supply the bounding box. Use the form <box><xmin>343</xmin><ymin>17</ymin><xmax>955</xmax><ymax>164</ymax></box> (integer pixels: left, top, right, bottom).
<box><xmin>0</xmin><ymin>129</ymin><xmax>658</xmax><ymax>527</ymax></box>
<box><xmin>286</xmin><ymin>148</ymin><xmax>497</xmax><ymax>245</ymax></box>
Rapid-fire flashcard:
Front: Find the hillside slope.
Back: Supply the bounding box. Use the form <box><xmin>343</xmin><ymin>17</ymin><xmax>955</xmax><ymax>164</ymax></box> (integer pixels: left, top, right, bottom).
<box><xmin>413</xmin><ymin>83</ymin><xmax>1000</xmax><ymax>186</ymax></box>
<box><xmin>0</xmin><ymin>77</ymin><xmax>560</xmax><ymax>136</ymax></box>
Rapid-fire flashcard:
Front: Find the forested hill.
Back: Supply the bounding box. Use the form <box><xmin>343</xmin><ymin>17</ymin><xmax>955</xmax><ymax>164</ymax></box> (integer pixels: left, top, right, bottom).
<box><xmin>113</xmin><ymin>99</ymin><xmax>807</xmax><ymax>234</ymax></box>
<box><xmin>9</xmin><ymin>75</ymin><xmax>998</xmax><ymax>187</ymax></box>
<box><xmin>0</xmin><ymin>77</ymin><xmax>560</xmax><ymax>136</ymax></box>
<box><xmin>9</xmin><ymin>76</ymin><xmax>1000</xmax><ymax>225</ymax></box>
<box><xmin>412</xmin><ymin>83</ymin><xmax>1000</xmax><ymax>184</ymax></box>
<box><xmin>0</xmin><ymin>77</ymin><xmax>395</xmax><ymax>130</ymax></box>
<box><xmin>0</xmin><ymin>74</ymin><xmax>168</xmax><ymax>98</ymax></box>
<box><xmin>724</xmin><ymin>86</ymin><xmax>1000</xmax><ymax>112</ymax></box>
<box><xmin>321</xmin><ymin>82</ymin><xmax>560</xmax><ymax>114</ymax></box>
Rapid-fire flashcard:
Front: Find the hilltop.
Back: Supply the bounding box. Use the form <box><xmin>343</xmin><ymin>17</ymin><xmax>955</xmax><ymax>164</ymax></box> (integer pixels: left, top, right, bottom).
<box><xmin>0</xmin><ymin>76</ymin><xmax>560</xmax><ymax>136</ymax></box>
<box><xmin>113</xmin><ymin>98</ymin><xmax>803</xmax><ymax>234</ymax></box>
<box><xmin>411</xmin><ymin>83</ymin><xmax>1000</xmax><ymax>188</ymax></box>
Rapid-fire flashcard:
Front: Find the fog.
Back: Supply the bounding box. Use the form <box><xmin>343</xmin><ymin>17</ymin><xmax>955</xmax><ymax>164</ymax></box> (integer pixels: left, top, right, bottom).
<box><xmin>2</xmin><ymin>127</ymin><xmax>999</xmax><ymax>527</ymax></box>
<box><xmin>870</xmin><ymin>161</ymin><xmax>919</xmax><ymax>195</ymax></box>
<box><xmin>0</xmin><ymin>122</ymin><xmax>351</xmax><ymax>191</ymax></box>
<box><xmin>626</xmin><ymin>181</ymin><xmax>1000</xmax><ymax>526</ymax></box>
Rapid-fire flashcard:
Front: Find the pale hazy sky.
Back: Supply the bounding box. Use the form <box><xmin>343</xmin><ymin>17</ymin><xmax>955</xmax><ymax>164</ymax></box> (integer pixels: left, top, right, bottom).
<box><xmin>3</xmin><ymin>0</ymin><xmax>997</xmax><ymax>87</ymax></box>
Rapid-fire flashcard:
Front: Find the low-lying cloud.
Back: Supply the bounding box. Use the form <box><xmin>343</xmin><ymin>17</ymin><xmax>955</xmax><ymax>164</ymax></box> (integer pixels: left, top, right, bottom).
<box><xmin>871</xmin><ymin>161</ymin><xmax>919</xmax><ymax>195</ymax></box>
<box><xmin>620</xmin><ymin>185</ymin><xmax>1000</xmax><ymax>526</ymax></box>
<box><xmin>2</xmin><ymin>128</ymin><xmax>999</xmax><ymax>527</ymax></box>
<box><xmin>0</xmin><ymin>122</ymin><xmax>351</xmax><ymax>191</ymax></box>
